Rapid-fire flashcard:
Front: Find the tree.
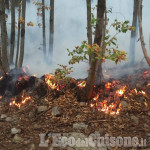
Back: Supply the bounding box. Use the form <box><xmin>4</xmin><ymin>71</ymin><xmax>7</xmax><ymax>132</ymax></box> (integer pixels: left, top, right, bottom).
<box><xmin>42</xmin><ymin>0</ymin><xmax>46</xmax><ymax>58</ymax></box>
<box><xmin>0</xmin><ymin>0</ymin><xmax>10</xmax><ymax>73</ymax></box>
<box><xmin>84</xmin><ymin>0</ymin><xmax>106</xmax><ymax>100</ymax></box>
<box><xmin>18</xmin><ymin>0</ymin><xmax>26</xmax><ymax>68</ymax></box>
<box><xmin>138</xmin><ymin>0</ymin><xmax>150</xmax><ymax>65</ymax></box>
<box><xmin>15</xmin><ymin>2</ymin><xmax>21</xmax><ymax>68</ymax></box>
<box><xmin>96</xmin><ymin>10</ymin><xmax>107</xmax><ymax>85</ymax></box>
<box><xmin>49</xmin><ymin>0</ymin><xmax>54</xmax><ymax>63</ymax></box>
<box><xmin>86</xmin><ymin>0</ymin><xmax>92</xmax><ymax>62</ymax></box>
<box><xmin>129</xmin><ymin>0</ymin><xmax>139</xmax><ymax>66</ymax></box>
<box><xmin>9</xmin><ymin>0</ymin><xmax>16</xmax><ymax>64</ymax></box>
<box><xmin>68</xmin><ymin>2</ymin><xmax>134</xmax><ymax>102</ymax></box>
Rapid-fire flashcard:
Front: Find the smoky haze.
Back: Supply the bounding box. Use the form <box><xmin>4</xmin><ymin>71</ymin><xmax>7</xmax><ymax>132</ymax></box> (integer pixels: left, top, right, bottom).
<box><xmin>6</xmin><ymin>0</ymin><xmax>150</xmax><ymax>78</ymax></box>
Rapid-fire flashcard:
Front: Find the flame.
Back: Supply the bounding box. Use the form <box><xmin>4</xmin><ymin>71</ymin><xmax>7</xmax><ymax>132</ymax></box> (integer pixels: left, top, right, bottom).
<box><xmin>0</xmin><ymin>76</ymin><xmax>3</xmax><ymax>80</ymax></box>
<box><xmin>77</xmin><ymin>81</ymin><xmax>86</xmax><ymax>88</ymax></box>
<box><xmin>90</xmin><ymin>103</ymin><xmax>95</xmax><ymax>108</ymax></box>
<box><xmin>147</xmin><ymin>83</ymin><xmax>150</xmax><ymax>86</ymax></box>
<box><xmin>45</xmin><ymin>74</ymin><xmax>59</xmax><ymax>90</ymax></box>
<box><xmin>134</xmin><ymin>88</ymin><xmax>137</xmax><ymax>94</ymax></box>
<box><xmin>9</xmin><ymin>94</ymin><xmax>31</xmax><ymax>109</ymax></box>
<box><xmin>93</xmin><ymin>93</ymin><xmax>100</xmax><ymax>101</ymax></box>
<box><xmin>139</xmin><ymin>90</ymin><xmax>146</xmax><ymax>95</ymax></box>
<box><xmin>116</xmin><ymin>86</ymin><xmax>126</xmax><ymax>96</ymax></box>
<box><xmin>89</xmin><ymin>83</ymin><xmax>126</xmax><ymax>115</ymax></box>
<box><xmin>105</xmin><ymin>82</ymin><xmax>111</xmax><ymax>90</ymax></box>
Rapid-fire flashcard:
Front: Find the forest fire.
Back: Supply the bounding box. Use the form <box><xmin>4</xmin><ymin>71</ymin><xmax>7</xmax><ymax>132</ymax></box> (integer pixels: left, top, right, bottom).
<box><xmin>9</xmin><ymin>93</ymin><xmax>31</xmax><ymax>109</ymax></box>
<box><xmin>89</xmin><ymin>84</ymin><xmax>126</xmax><ymax>115</ymax></box>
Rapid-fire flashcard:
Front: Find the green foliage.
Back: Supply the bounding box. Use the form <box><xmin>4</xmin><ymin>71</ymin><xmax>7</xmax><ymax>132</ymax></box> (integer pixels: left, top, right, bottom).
<box><xmin>54</xmin><ymin>64</ymin><xmax>73</xmax><ymax>83</ymax></box>
<box><xmin>68</xmin><ymin>20</ymin><xmax>135</xmax><ymax>64</ymax></box>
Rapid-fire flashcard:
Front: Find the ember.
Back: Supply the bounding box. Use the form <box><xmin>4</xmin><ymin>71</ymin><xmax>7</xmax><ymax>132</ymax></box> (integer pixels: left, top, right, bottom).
<box><xmin>18</xmin><ymin>75</ymin><xmax>29</xmax><ymax>81</ymax></box>
<box><xmin>105</xmin><ymin>82</ymin><xmax>111</xmax><ymax>90</ymax></box>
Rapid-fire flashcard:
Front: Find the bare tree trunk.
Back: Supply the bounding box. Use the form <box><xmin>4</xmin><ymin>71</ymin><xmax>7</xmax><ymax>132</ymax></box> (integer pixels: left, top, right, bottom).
<box><xmin>129</xmin><ymin>0</ymin><xmax>139</xmax><ymax>66</ymax></box>
<box><xmin>18</xmin><ymin>0</ymin><xmax>26</xmax><ymax>68</ymax></box>
<box><xmin>9</xmin><ymin>0</ymin><xmax>16</xmax><ymax>64</ymax></box>
<box><xmin>0</xmin><ymin>0</ymin><xmax>10</xmax><ymax>73</ymax></box>
<box><xmin>138</xmin><ymin>0</ymin><xmax>150</xmax><ymax>65</ymax></box>
<box><xmin>49</xmin><ymin>0</ymin><xmax>54</xmax><ymax>63</ymax></box>
<box><xmin>96</xmin><ymin>11</ymin><xmax>107</xmax><ymax>85</ymax></box>
<box><xmin>83</xmin><ymin>0</ymin><xmax>106</xmax><ymax>101</ymax></box>
<box><xmin>5</xmin><ymin>0</ymin><xmax>9</xmax><ymax>10</ymax></box>
<box><xmin>15</xmin><ymin>3</ymin><xmax>21</xmax><ymax>68</ymax></box>
<box><xmin>86</xmin><ymin>0</ymin><xmax>92</xmax><ymax>62</ymax></box>
<box><xmin>42</xmin><ymin>0</ymin><xmax>46</xmax><ymax>58</ymax></box>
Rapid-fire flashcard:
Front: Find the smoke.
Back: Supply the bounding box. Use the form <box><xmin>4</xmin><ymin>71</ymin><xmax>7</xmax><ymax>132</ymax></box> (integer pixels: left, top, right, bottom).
<box><xmin>6</xmin><ymin>0</ymin><xmax>150</xmax><ymax>79</ymax></box>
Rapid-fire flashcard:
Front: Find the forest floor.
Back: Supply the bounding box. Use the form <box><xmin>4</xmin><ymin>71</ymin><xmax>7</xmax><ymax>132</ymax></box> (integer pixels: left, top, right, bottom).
<box><xmin>0</xmin><ymin>67</ymin><xmax>150</xmax><ymax>150</ymax></box>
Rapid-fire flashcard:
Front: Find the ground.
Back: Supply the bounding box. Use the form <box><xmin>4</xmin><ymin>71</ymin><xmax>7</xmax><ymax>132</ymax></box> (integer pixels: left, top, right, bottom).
<box><xmin>0</xmin><ymin>67</ymin><xmax>150</xmax><ymax>150</ymax></box>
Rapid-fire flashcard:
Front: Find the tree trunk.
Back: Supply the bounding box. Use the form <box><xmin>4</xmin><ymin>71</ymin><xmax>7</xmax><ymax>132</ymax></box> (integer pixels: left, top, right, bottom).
<box><xmin>129</xmin><ymin>0</ymin><xmax>139</xmax><ymax>66</ymax></box>
<box><xmin>42</xmin><ymin>0</ymin><xmax>46</xmax><ymax>58</ymax></box>
<box><xmin>83</xmin><ymin>0</ymin><xmax>106</xmax><ymax>101</ymax></box>
<box><xmin>86</xmin><ymin>0</ymin><xmax>92</xmax><ymax>63</ymax></box>
<box><xmin>0</xmin><ymin>0</ymin><xmax>10</xmax><ymax>73</ymax></box>
<box><xmin>96</xmin><ymin>11</ymin><xmax>107</xmax><ymax>86</ymax></box>
<box><xmin>138</xmin><ymin>0</ymin><xmax>150</xmax><ymax>65</ymax></box>
<box><xmin>5</xmin><ymin>0</ymin><xmax>9</xmax><ymax>10</ymax></box>
<box><xmin>15</xmin><ymin>3</ymin><xmax>21</xmax><ymax>68</ymax></box>
<box><xmin>18</xmin><ymin>0</ymin><xmax>26</xmax><ymax>68</ymax></box>
<box><xmin>9</xmin><ymin>0</ymin><xmax>16</xmax><ymax>64</ymax></box>
<box><xmin>49</xmin><ymin>0</ymin><xmax>54</xmax><ymax>63</ymax></box>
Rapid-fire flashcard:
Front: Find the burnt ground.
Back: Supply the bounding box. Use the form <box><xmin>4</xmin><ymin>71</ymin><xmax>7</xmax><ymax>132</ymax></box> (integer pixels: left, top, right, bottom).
<box><xmin>0</xmin><ymin>68</ymin><xmax>150</xmax><ymax>150</ymax></box>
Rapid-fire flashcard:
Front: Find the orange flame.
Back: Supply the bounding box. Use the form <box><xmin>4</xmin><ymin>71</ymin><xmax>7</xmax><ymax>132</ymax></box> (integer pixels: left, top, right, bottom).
<box><xmin>90</xmin><ymin>91</ymin><xmax>122</xmax><ymax>115</ymax></box>
<box><xmin>116</xmin><ymin>86</ymin><xmax>126</xmax><ymax>96</ymax></box>
<box><xmin>9</xmin><ymin>94</ymin><xmax>31</xmax><ymax>109</ymax></box>
<box><xmin>77</xmin><ymin>81</ymin><xmax>86</xmax><ymax>88</ymax></box>
<box><xmin>105</xmin><ymin>82</ymin><xmax>111</xmax><ymax>90</ymax></box>
<box><xmin>45</xmin><ymin>74</ymin><xmax>59</xmax><ymax>90</ymax></box>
